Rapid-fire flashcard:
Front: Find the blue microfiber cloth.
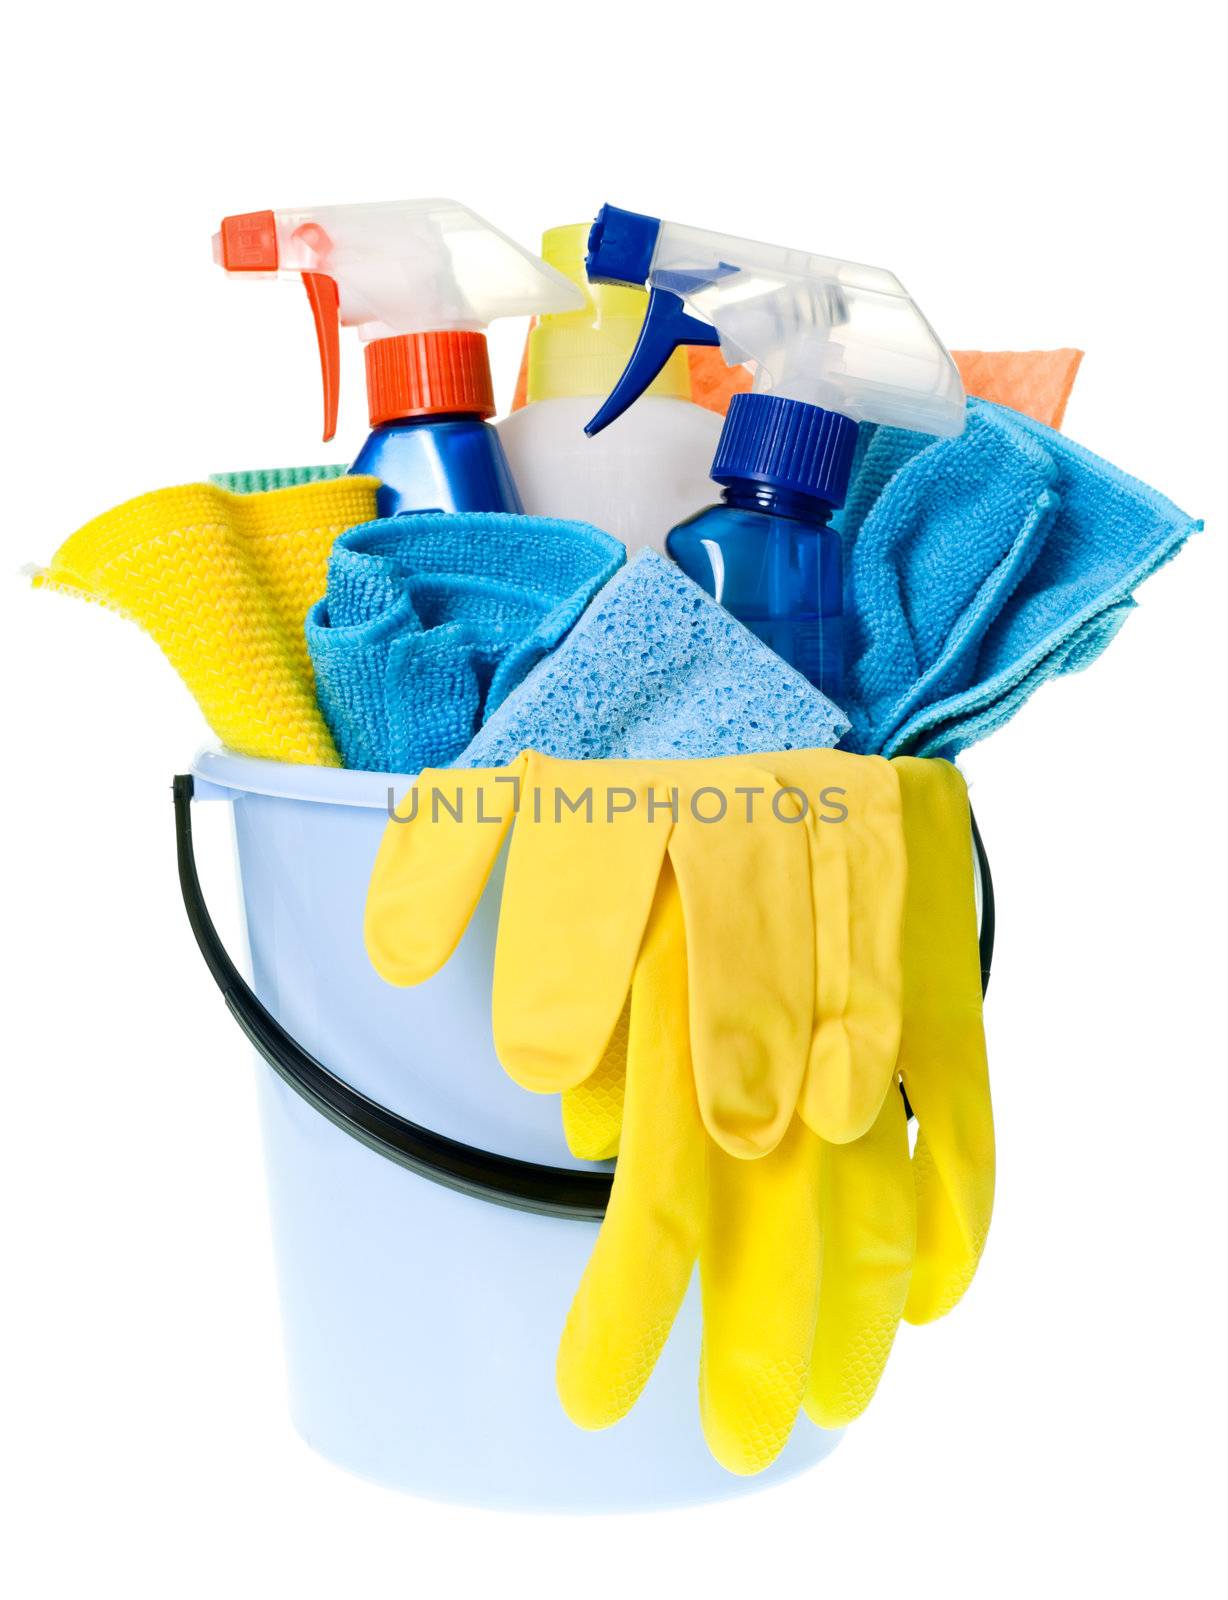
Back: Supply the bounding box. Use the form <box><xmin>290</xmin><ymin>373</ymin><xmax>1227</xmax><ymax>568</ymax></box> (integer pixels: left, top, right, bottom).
<box><xmin>838</xmin><ymin>398</ymin><xmax>1201</xmax><ymax>756</ymax></box>
<box><xmin>901</xmin><ymin>598</ymin><xmax>1135</xmax><ymax>757</ymax></box>
<box><xmin>455</xmin><ymin>549</ymin><xmax>849</xmax><ymax>767</ymax></box>
<box><xmin>306</xmin><ymin>513</ymin><xmax>624</xmax><ymax>772</ymax></box>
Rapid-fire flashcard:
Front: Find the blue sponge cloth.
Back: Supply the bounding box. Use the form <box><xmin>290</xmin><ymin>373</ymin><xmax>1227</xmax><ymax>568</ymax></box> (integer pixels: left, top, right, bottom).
<box><xmin>306</xmin><ymin>513</ymin><xmax>624</xmax><ymax>772</ymax></box>
<box><xmin>839</xmin><ymin>398</ymin><xmax>1201</xmax><ymax>757</ymax></box>
<box><xmin>455</xmin><ymin>549</ymin><xmax>850</xmax><ymax>767</ymax></box>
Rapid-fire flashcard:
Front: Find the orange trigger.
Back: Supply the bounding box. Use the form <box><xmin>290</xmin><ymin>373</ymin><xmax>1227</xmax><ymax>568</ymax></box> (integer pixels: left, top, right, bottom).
<box><xmin>302</xmin><ymin>272</ymin><xmax>341</xmax><ymax>442</ymax></box>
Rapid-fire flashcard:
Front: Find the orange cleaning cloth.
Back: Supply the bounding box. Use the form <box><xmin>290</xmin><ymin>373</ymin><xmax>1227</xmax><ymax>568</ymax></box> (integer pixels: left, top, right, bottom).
<box><xmin>948</xmin><ymin>349</ymin><xmax>1083</xmax><ymax>430</ymax></box>
<box><xmin>684</xmin><ymin>347</ymin><xmax>1083</xmax><ymax>431</ymax></box>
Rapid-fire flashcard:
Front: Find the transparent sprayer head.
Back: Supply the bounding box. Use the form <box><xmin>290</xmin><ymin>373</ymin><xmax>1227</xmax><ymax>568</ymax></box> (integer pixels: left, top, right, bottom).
<box><xmin>214</xmin><ymin>199</ymin><xmax>584</xmax><ymax>440</ymax></box>
<box><xmin>585</xmin><ymin>205</ymin><xmax>965</xmax><ymax>439</ymax></box>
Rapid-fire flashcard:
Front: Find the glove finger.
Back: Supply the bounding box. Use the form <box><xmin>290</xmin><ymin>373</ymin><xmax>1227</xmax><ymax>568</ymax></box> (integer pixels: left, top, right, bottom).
<box><xmin>556</xmin><ymin>863</ymin><xmax>703</xmax><ymax>1428</ymax></box>
<box><xmin>699</xmin><ymin>1116</ymin><xmax>823</xmax><ymax>1474</ymax></box>
<box><xmin>365</xmin><ymin>756</ymin><xmax>527</xmax><ymax>985</ymax></box>
<box><xmin>668</xmin><ymin>769</ymin><xmax>814</xmax><ymax>1157</ymax></box>
<box><xmin>494</xmin><ymin>754</ymin><xmax>674</xmax><ymax>1093</ymax></box>
<box><xmin>906</xmin><ymin>1125</ymin><xmax>990</xmax><ymax>1323</ymax></box>
<box><xmin>804</xmin><ymin>1084</ymin><xmax>914</xmax><ymax>1428</ymax></box>
<box><xmin>892</xmin><ymin>758</ymin><xmax>994</xmax><ymax>1325</ymax></box>
<box><xmin>561</xmin><ymin>998</ymin><xmax>628</xmax><ymax>1160</ymax></box>
<box><xmin>798</xmin><ymin>754</ymin><xmax>906</xmax><ymax>1144</ymax></box>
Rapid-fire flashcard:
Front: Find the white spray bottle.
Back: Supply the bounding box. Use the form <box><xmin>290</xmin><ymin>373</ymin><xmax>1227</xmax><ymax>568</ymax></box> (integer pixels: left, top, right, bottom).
<box><xmin>497</xmin><ymin>224</ymin><xmax>722</xmax><ymax>553</ymax></box>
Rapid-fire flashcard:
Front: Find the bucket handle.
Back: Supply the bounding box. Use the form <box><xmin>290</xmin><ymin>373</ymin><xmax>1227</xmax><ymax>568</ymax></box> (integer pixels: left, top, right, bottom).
<box><xmin>173</xmin><ymin>774</ymin><xmax>995</xmax><ymax>1222</ymax></box>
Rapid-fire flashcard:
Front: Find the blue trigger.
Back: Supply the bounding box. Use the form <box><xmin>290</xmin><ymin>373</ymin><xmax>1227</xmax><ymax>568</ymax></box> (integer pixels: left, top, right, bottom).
<box><xmin>585</xmin><ymin>286</ymin><xmax>720</xmax><ymax>436</ymax></box>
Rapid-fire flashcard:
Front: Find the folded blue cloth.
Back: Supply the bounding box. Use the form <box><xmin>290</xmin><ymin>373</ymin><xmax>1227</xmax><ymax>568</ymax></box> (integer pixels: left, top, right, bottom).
<box><xmin>455</xmin><ymin>549</ymin><xmax>849</xmax><ymax>767</ymax></box>
<box><xmin>902</xmin><ymin>599</ymin><xmax>1135</xmax><ymax>757</ymax></box>
<box><xmin>838</xmin><ymin>398</ymin><xmax>1201</xmax><ymax>756</ymax></box>
<box><xmin>306</xmin><ymin>513</ymin><xmax>624</xmax><ymax>772</ymax></box>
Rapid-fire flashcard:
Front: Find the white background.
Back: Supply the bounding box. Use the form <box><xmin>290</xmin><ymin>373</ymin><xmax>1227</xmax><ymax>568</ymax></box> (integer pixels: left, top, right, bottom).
<box><xmin>3</xmin><ymin>4</ymin><xmax>1224</xmax><ymax>1595</ymax></box>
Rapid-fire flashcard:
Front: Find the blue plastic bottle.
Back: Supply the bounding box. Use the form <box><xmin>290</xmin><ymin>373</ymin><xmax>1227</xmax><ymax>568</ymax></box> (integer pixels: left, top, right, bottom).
<box><xmin>664</xmin><ymin>394</ymin><xmax>856</xmax><ymax>702</ymax></box>
<box><xmin>349</xmin><ymin>328</ymin><xmax>523</xmax><ymax>516</ymax></box>
<box><xmin>351</xmin><ymin>413</ymin><xmax>523</xmax><ymax>518</ymax></box>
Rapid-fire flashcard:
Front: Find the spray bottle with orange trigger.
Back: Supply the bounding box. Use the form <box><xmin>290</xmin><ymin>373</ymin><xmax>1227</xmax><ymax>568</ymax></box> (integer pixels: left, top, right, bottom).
<box><xmin>213</xmin><ymin>199</ymin><xmax>585</xmax><ymax>516</ymax></box>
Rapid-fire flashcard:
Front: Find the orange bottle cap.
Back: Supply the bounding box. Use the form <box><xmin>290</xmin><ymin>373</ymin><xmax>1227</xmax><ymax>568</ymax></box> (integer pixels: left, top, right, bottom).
<box><xmin>365</xmin><ymin>331</ymin><xmax>495</xmax><ymax>426</ymax></box>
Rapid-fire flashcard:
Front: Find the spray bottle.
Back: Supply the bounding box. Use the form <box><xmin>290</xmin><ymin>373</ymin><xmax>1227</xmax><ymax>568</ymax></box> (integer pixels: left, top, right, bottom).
<box><xmin>584</xmin><ymin>205</ymin><xmax>966</xmax><ymax>700</ymax></box>
<box><xmin>496</xmin><ymin>224</ymin><xmax>722</xmax><ymax>553</ymax></box>
<box><xmin>214</xmin><ymin>200</ymin><xmax>584</xmax><ymax>517</ymax></box>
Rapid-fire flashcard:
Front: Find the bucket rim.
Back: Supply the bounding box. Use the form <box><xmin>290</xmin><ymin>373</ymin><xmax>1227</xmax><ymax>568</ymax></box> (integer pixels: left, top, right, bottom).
<box><xmin>191</xmin><ymin>746</ymin><xmax>416</xmax><ymax>809</ymax></box>
<box><xmin>173</xmin><ymin>770</ymin><xmax>995</xmax><ymax>1213</ymax></box>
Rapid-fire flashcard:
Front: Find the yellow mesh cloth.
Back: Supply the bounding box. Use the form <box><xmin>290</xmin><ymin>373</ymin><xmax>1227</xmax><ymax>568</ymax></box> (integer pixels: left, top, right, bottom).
<box><xmin>35</xmin><ymin>476</ymin><xmax>380</xmax><ymax>765</ymax></box>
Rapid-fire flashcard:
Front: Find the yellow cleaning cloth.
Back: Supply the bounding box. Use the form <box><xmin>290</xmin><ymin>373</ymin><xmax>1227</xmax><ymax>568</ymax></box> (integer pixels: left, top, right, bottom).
<box><xmin>35</xmin><ymin>477</ymin><xmax>379</xmax><ymax>765</ymax></box>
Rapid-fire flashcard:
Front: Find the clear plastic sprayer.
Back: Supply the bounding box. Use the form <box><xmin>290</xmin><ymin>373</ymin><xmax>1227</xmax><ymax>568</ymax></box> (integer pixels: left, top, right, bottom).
<box><xmin>585</xmin><ymin>204</ymin><xmax>965</xmax><ymax>439</ymax></box>
<box><xmin>214</xmin><ymin>199</ymin><xmax>584</xmax><ymax>442</ymax></box>
<box><xmin>582</xmin><ymin>205</ymin><xmax>966</xmax><ymax>701</ymax></box>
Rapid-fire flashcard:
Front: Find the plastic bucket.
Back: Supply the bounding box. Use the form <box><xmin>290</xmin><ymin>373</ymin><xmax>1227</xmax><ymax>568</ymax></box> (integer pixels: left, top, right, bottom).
<box><xmin>179</xmin><ymin>749</ymin><xmax>846</xmax><ymax>1511</ymax></box>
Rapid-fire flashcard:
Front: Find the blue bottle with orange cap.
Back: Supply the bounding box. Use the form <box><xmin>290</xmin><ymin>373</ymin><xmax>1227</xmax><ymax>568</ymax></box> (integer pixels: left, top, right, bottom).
<box><xmin>352</xmin><ymin>332</ymin><xmax>524</xmax><ymax>516</ymax></box>
<box><xmin>214</xmin><ymin>199</ymin><xmax>586</xmax><ymax>516</ymax></box>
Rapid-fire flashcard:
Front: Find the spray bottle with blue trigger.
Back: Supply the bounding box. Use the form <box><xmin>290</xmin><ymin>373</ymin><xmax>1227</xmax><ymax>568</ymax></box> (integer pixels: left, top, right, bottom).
<box><xmin>584</xmin><ymin>205</ymin><xmax>967</xmax><ymax>701</ymax></box>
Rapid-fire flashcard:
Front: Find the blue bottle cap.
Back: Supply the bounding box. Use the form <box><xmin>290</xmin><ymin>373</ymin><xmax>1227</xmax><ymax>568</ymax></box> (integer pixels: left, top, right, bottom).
<box><xmin>586</xmin><ymin>204</ymin><xmax>662</xmax><ymax>287</ymax></box>
<box><xmin>711</xmin><ymin>393</ymin><xmax>859</xmax><ymax>509</ymax></box>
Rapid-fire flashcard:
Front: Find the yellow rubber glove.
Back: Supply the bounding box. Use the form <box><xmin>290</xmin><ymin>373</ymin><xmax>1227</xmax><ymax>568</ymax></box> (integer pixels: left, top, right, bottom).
<box><xmin>560</xmin><ymin>1001</ymin><xmax>628</xmax><ymax>1161</ymax></box>
<box><xmin>365</xmin><ymin>758</ymin><xmax>529</xmax><ymax>986</ymax></box>
<box><xmin>541</xmin><ymin>750</ymin><xmax>908</xmax><ymax>1155</ymax></box>
<box><xmin>801</xmin><ymin>756</ymin><xmax>992</xmax><ymax>1427</ymax></box>
<box><xmin>803</xmin><ymin>1088</ymin><xmax>914</xmax><ymax>1427</ymax></box>
<box><xmin>772</xmin><ymin>751</ymin><xmax>907</xmax><ymax>1144</ymax></box>
<box><xmin>558</xmin><ymin>756</ymin><xmax>991</xmax><ymax>1443</ymax></box>
<box><xmin>698</xmin><ymin>1115</ymin><xmax>824</xmax><ymax>1472</ymax></box>
<box><xmin>491</xmin><ymin>756</ymin><xmax>676</xmax><ymax>1095</ymax></box>
<box><xmin>367</xmin><ymin>750</ymin><xmax>899</xmax><ymax>1158</ymax></box>
<box><xmin>666</xmin><ymin>775</ymin><xmax>814</xmax><ymax>1157</ymax></box>
<box><xmin>893</xmin><ymin>757</ymin><xmax>994</xmax><ymax>1325</ymax></box>
<box><xmin>555</xmin><ymin>863</ymin><xmax>704</xmax><ymax>1430</ymax></box>
<box><xmin>367</xmin><ymin>751</ymin><xmax>679</xmax><ymax>1162</ymax></box>
<box><xmin>555</xmin><ymin>861</ymin><xmax>825</xmax><ymax>1475</ymax></box>
<box><xmin>365</xmin><ymin>750</ymin><xmax>992</xmax><ymax>1465</ymax></box>
<box><xmin>487</xmin><ymin>750</ymin><xmax>904</xmax><ymax>1155</ymax></box>
<box><xmin>491</xmin><ymin>753</ymin><xmax>817</xmax><ymax>1157</ymax></box>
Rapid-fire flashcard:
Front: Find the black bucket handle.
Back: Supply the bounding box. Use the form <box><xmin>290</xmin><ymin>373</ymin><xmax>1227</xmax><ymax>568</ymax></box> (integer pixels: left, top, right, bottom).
<box><xmin>173</xmin><ymin>773</ymin><xmax>994</xmax><ymax>1222</ymax></box>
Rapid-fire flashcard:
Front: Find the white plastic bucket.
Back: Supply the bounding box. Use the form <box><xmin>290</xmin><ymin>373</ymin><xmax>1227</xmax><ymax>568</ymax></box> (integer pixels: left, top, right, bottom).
<box><xmin>183</xmin><ymin>748</ymin><xmax>842</xmax><ymax>1511</ymax></box>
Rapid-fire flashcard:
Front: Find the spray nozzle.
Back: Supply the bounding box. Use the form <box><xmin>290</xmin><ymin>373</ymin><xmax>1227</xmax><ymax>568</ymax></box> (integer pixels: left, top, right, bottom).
<box><xmin>586</xmin><ymin>203</ymin><xmax>661</xmax><ymax>288</ymax></box>
<box><xmin>584</xmin><ymin>203</ymin><xmax>966</xmax><ymax>442</ymax></box>
<box><xmin>214</xmin><ymin>200</ymin><xmax>585</xmax><ymax>443</ymax></box>
<box><xmin>585</xmin><ymin>287</ymin><xmax>719</xmax><ymax>434</ymax></box>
